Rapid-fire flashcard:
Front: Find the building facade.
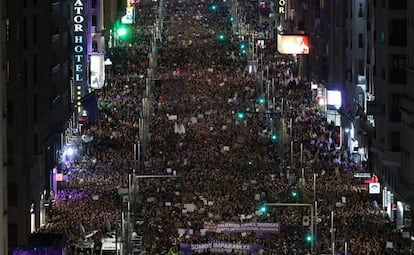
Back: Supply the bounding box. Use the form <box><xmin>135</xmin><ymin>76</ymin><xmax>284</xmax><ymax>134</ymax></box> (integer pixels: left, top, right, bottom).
<box><xmin>5</xmin><ymin>0</ymin><xmax>72</xmax><ymax>252</ymax></box>
<box><xmin>4</xmin><ymin>0</ymin><xmax>111</xmax><ymax>252</ymax></box>
<box><xmin>296</xmin><ymin>0</ymin><xmax>414</xmax><ymax>231</ymax></box>
<box><xmin>0</xmin><ymin>0</ymin><xmax>8</xmax><ymax>254</ymax></box>
<box><xmin>401</xmin><ymin>0</ymin><xmax>414</xmax><ymax>228</ymax></box>
<box><xmin>366</xmin><ymin>0</ymin><xmax>414</xmax><ymax>229</ymax></box>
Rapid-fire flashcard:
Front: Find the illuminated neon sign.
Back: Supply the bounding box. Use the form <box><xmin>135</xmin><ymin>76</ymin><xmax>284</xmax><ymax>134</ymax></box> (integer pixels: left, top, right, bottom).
<box><xmin>278</xmin><ymin>0</ymin><xmax>286</xmax><ymax>14</ymax></box>
<box><xmin>73</xmin><ymin>0</ymin><xmax>87</xmax><ymax>106</ymax></box>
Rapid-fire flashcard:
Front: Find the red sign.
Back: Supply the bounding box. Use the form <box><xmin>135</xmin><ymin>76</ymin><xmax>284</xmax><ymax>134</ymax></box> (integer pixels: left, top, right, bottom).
<box><xmin>364</xmin><ymin>174</ymin><xmax>379</xmax><ymax>184</ymax></box>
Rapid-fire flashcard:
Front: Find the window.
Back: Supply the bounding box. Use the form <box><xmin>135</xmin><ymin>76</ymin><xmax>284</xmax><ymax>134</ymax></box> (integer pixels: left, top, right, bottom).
<box><xmin>388</xmin><ymin>131</ymin><xmax>400</xmax><ymax>151</ymax></box>
<box><xmin>358</xmin><ymin>60</ymin><xmax>364</xmax><ymax>76</ymax></box>
<box><xmin>390</xmin><ymin>94</ymin><xmax>401</xmax><ymax>122</ymax></box>
<box><xmin>92</xmin><ymin>15</ymin><xmax>97</xmax><ymax>27</ymax></box>
<box><xmin>33</xmin><ymin>15</ymin><xmax>37</xmax><ymax>45</ymax></box>
<box><xmin>7</xmin><ymin>101</ymin><xmax>13</xmax><ymax>124</ymax></box>
<box><xmin>23</xmin><ymin>59</ymin><xmax>28</xmax><ymax>87</ymax></box>
<box><xmin>358</xmin><ymin>3</ymin><xmax>363</xmax><ymax>17</ymax></box>
<box><xmin>8</xmin><ymin>224</ymin><xmax>17</xmax><ymax>246</ymax></box>
<box><xmin>33</xmin><ymin>133</ymin><xmax>38</xmax><ymax>155</ymax></box>
<box><xmin>33</xmin><ymin>54</ymin><xmax>37</xmax><ymax>84</ymax></box>
<box><xmin>389</xmin><ymin>0</ymin><xmax>406</xmax><ymax>10</ymax></box>
<box><xmin>389</xmin><ymin>19</ymin><xmax>407</xmax><ymax>47</ymax></box>
<box><xmin>390</xmin><ymin>55</ymin><xmax>406</xmax><ymax>83</ymax></box>
<box><xmin>33</xmin><ymin>94</ymin><xmax>38</xmax><ymax>124</ymax></box>
<box><xmin>7</xmin><ymin>182</ymin><xmax>17</xmax><ymax>206</ymax></box>
<box><xmin>7</xmin><ymin>142</ymin><xmax>13</xmax><ymax>165</ymax></box>
<box><xmin>358</xmin><ymin>33</ymin><xmax>364</xmax><ymax>48</ymax></box>
<box><xmin>23</xmin><ymin>17</ymin><xmax>27</xmax><ymax>49</ymax></box>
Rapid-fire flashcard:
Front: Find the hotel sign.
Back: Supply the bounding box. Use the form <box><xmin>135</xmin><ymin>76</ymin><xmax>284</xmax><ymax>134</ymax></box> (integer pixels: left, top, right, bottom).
<box><xmin>73</xmin><ymin>0</ymin><xmax>87</xmax><ymax>105</ymax></box>
<box><xmin>278</xmin><ymin>0</ymin><xmax>286</xmax><ymax>14</ymax></box>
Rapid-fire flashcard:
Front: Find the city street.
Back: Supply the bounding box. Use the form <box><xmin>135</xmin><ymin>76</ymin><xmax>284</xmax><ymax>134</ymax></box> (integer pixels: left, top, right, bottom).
<box><xmin>40</xmin><ymin>0</ymin><xmax>411</xmax><ymax>254</ymax></box>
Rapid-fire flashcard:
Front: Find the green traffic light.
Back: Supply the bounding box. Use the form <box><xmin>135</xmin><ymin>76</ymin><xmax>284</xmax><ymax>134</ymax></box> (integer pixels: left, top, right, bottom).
<box><xmin>237</xmin><ymin>112</ymin><xmax>245</xmax><ymax>120</ymax></box>
<box><xmin>210</xmin><ymin>4</ymin><xmax>217</xmax><ymax>11</ymax></box>
<box><xmin>291</xmin><ymin>190</ymin><xmax>298</xmax><ymax>197</ymax></box>
<box><xmin>258</xmin><ymin>97</ymin><xmax>265</xmax><ymax>105</ymax></box>
<box><xmin>229</xmin><ymin>16</ymin><xmax>234</xmax><ymax>22</ymax></box>
<box><xmin>259</xmin><ymin>204</ymin><xmax>268</xmax><ymax>213</ymax></box>
<box><xmin>240</xmin><ymin>44</ymin><xmax>246</xmax><ymax>54</ymax></box>
<box><xmin>117</xmin><ymin>27</ymin><xmax>128</xmax><ymax>37</ymax></box>
<box><xmin>271</xmin><ymin>134</ymin><xmax>277</xmax><ymax>141</ymax></box>
<box><xmin>305</xmin><ymin>234</ymin><xmax>312</xmax><ymax>242</ymax></box>
<box><xmin>218</xmin><ymin>34</ymin><xmax>225</xmax><ymax>41</ymax></box>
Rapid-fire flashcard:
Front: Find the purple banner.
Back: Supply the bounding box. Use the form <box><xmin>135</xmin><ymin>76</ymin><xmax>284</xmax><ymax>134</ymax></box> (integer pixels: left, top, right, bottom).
<box><xmin>203</xmin><ymin>221</ymin><xmax>280</xmax><ymax>234</ymax></box>
<box><xmin>179</xmin><ymin>242</ymin><xmax>263</xmax><ymax>255</ymax></box>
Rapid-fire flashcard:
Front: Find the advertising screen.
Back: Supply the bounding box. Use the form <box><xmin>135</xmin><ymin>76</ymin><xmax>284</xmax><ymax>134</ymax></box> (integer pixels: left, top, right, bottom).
<box><xmin>277</xmin><ymin>34</ymin><xmax>310</xmax><ymax>54</ymax></box>
<box><xmin>326</xmin><ymin>90</ymin><xmax>342</xmax><ymax>109</ymax></box>
<box><xmin>90</xmin><ymin>53</ymin><xmax>105</xmax><ymax>89</ymax></box>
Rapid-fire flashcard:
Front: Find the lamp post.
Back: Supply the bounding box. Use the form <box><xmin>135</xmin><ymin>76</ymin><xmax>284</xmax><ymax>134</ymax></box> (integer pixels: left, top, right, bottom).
<box><xmin>124</xmin><ymin>174</ymin><xmax>180</xmax><ymax>254</ymax></box>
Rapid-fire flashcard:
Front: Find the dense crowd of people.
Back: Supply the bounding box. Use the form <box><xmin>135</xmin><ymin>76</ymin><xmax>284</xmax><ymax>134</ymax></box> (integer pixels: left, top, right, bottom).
<box><xmin>39</xmin><ymin>0</ymin><xmax>412</xmax><ymax>254</ymax></box>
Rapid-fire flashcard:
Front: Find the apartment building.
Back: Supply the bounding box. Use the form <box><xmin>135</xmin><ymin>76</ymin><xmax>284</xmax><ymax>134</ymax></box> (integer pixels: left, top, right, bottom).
<box><xmin>5</xmin><ymin>0</ymin><xmax>72</xmax><ymax>252</ymax></box>
<box><xmin>366</xmin><ymin>0</ymin><xmax>413</xmax><ymax>228</ymax></box>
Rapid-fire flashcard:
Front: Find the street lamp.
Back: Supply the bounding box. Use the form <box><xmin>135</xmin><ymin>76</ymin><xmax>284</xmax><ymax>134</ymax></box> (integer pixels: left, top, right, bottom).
<box><xmin>124</xmin><ymin>174</ymin><xmax>180</xmax><ymax>254</ymax></box>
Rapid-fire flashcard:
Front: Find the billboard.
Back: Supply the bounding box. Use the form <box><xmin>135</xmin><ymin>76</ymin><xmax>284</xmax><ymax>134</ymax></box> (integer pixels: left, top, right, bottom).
<box><xmin>326</xmin><ymin>90</ymin><xmax>342</xmax><ymax>109</ymax></box>
<box><xmin>90</xmin><ymin>53</ymin><xmax>105</xmax><ymax>89</ymax></box>
<box><xmin>277</xmin><ymin>34</ymin><xmax>309</xmax><ymax>54</ymax></box>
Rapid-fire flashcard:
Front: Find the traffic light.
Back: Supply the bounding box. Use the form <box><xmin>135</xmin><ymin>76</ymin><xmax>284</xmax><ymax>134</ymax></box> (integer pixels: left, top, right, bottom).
<box><xmin>237</xmin><ymin>111</ymin><xmax>246</xmax><ymax>120</ymax></box>
<box><xmin>210</xmin><ymin>4</ymin><xmax>218</xmax><ymax>11</ymax></box>
<box><xmin>305</xmin><ymin>233</ymin><xmax>313</xmax><ymax>243</ymax></box>
<box><xmin>240</xmin><ymin>43</ymin><xmax>247</xmax><ymax>54</ymax></box>
<box><xmin>291</xmin><ymin>190</ymin><xmax>298</xmax><ymax>198</ymax></box>
<box><xmin>218</xmin><ymin>33</ymin><xmax>225</xmax><ymax>41</ymax></box>
<box><xmin>258</xmin><ymin>96</ymin><xmax>265</xmax><ymax>105</ymax></box>
<box><xmin>260</xmin><ymin>1</ymin><xmax>267</xmax><ymax>9</ymax></box>
<box><xmin>229</xmin><ymin>16</ymin><xmax>234</xmax><ymax>23</ymax></box>
<box><xmin>259</xmin><ymin>204</ymin><xmax>268</xmax><ymax>213</ymax></box>
<box><xmin>117</xmin><ymin>26</ymin><xmax>129</xmax><ymax>38</ymax></box>
<box><xmin>270</xmin><ymin>133</ymin><xmax>278</xmax><ymax>142</ymax></box>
